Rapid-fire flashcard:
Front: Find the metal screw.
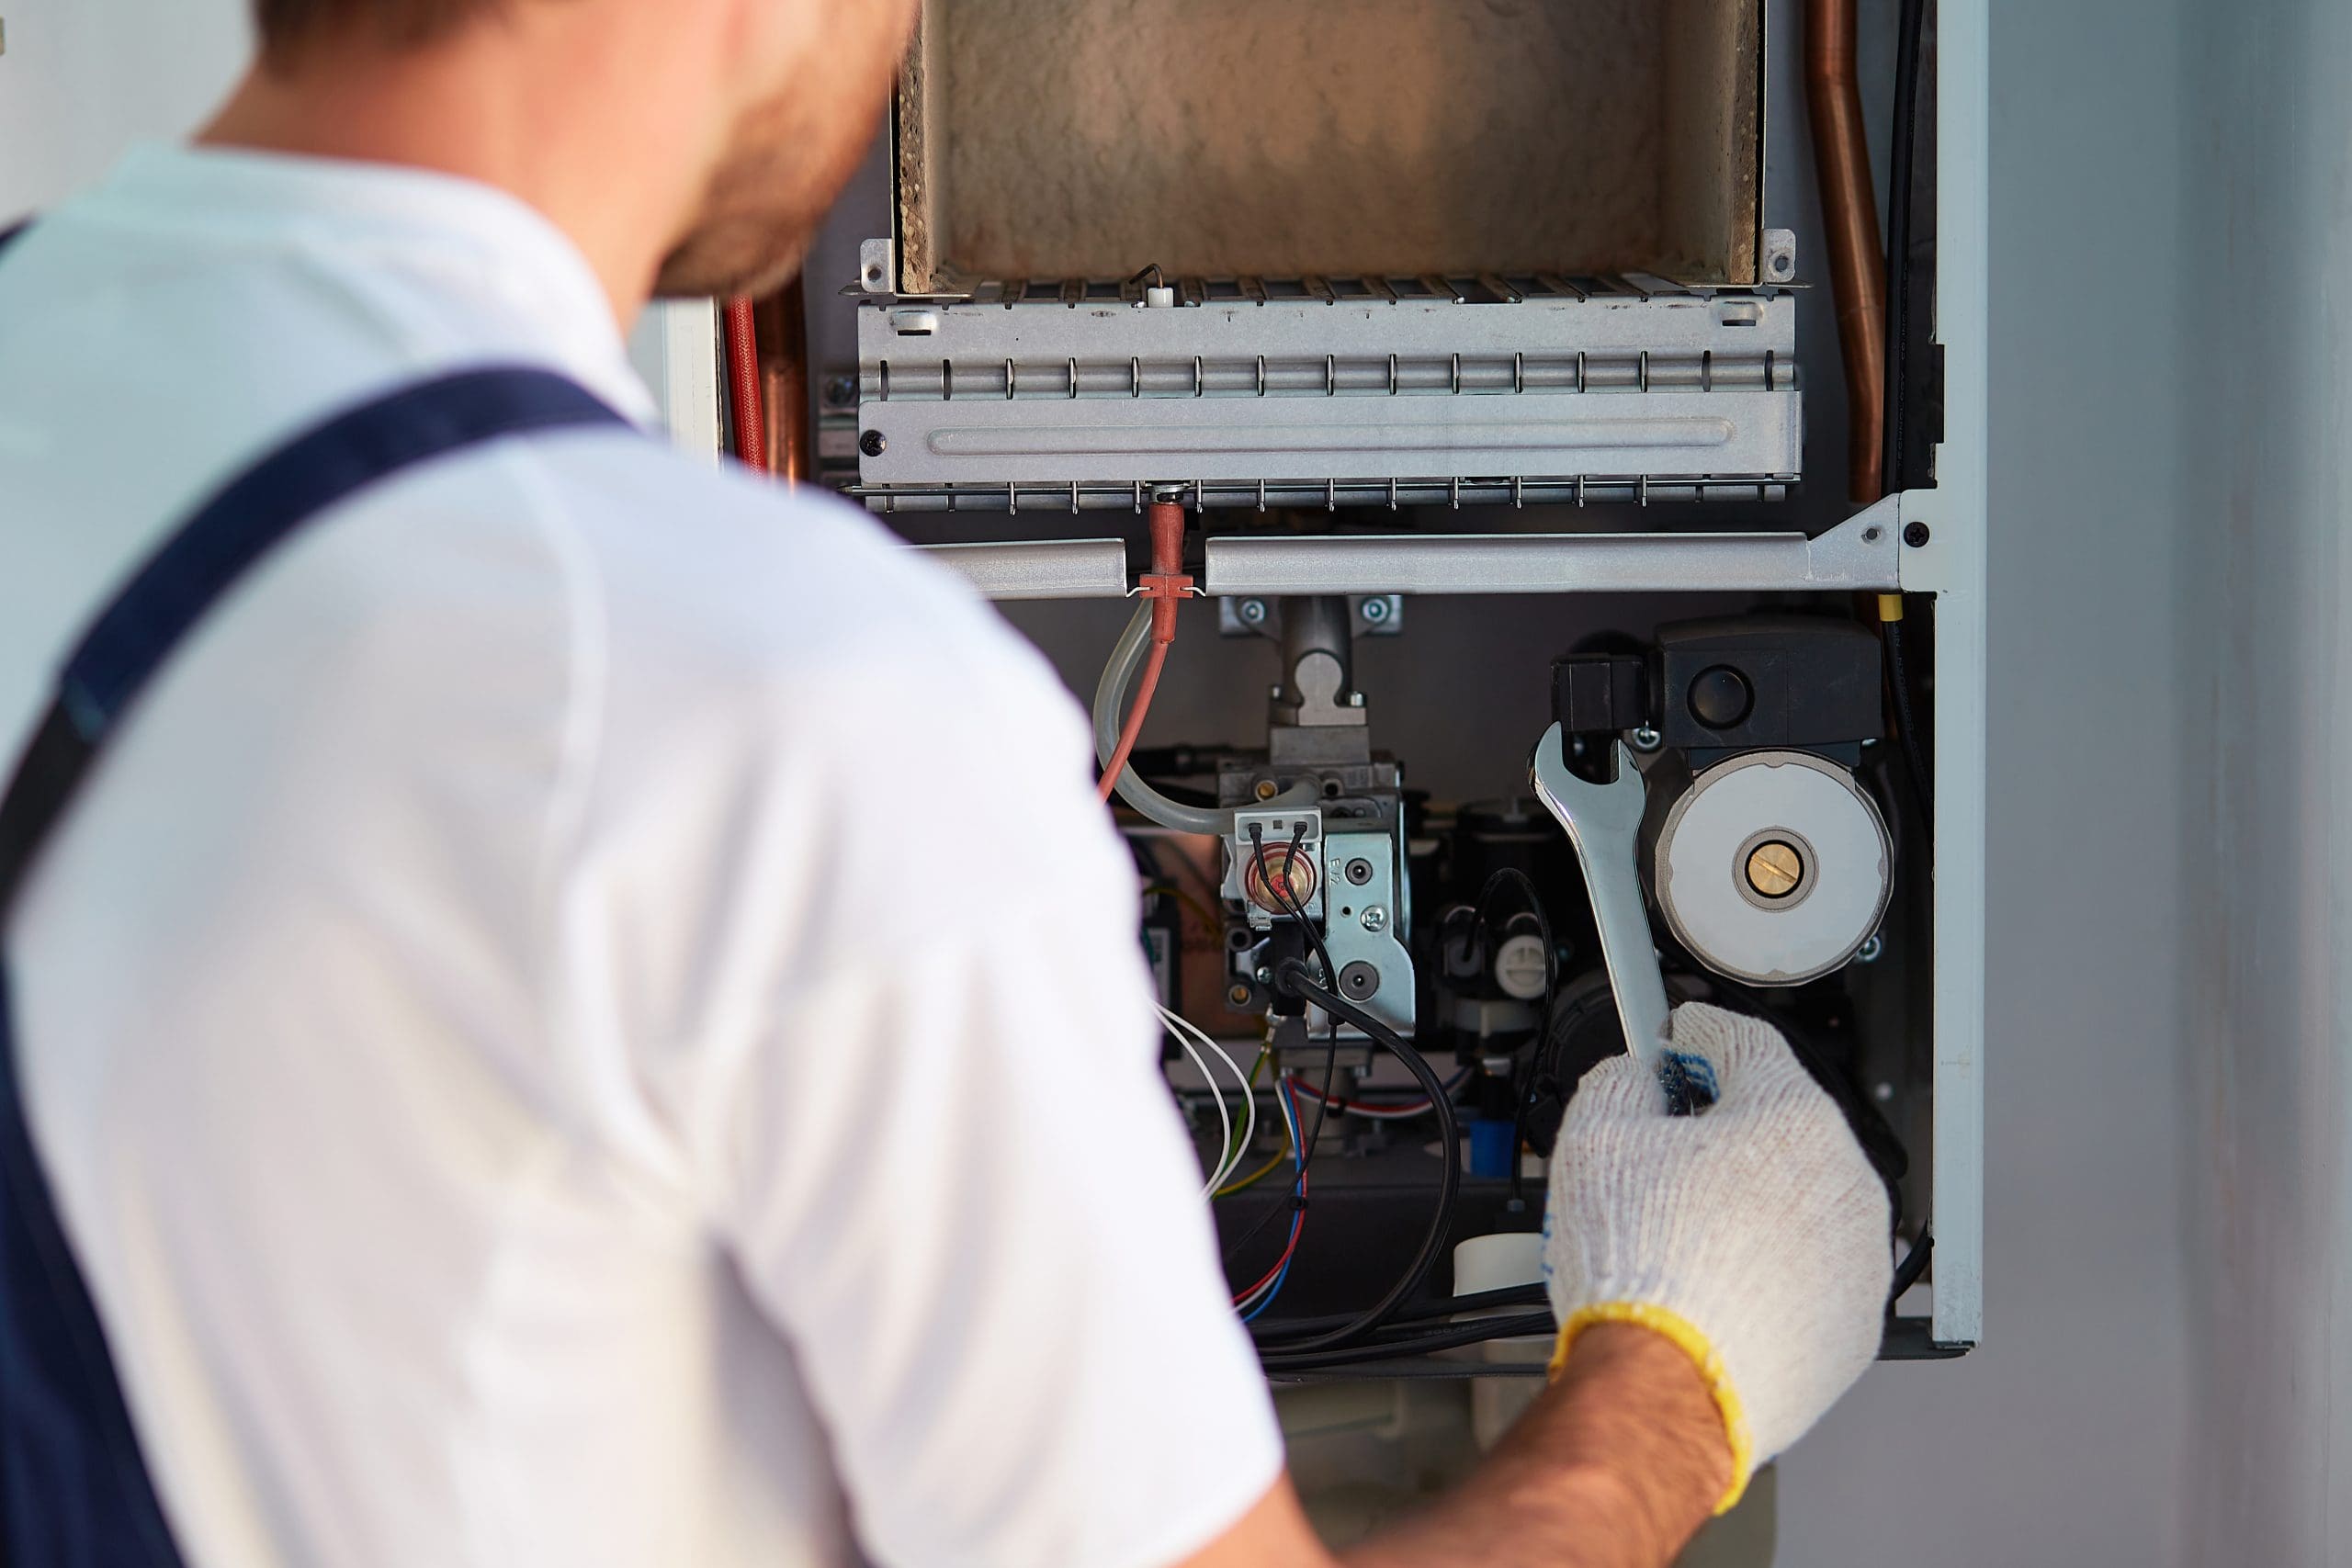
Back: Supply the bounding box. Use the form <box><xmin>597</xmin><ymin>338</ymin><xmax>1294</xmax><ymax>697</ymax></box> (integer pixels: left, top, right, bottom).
<box><xmin>1903</xmin><ymin>521</ymin><xmax>1931</xmax><ymax>548</ymax></box>
<box><xmin>1361</xmin><ymin>907</ymin><xmax>1389</xmax><ymax>933</ymax></box>
<box><xmin>1629</xmin><ymin>725</ymin><xmax>1664</xmax><ymax>752</ymax></box>
<box><xmin>1862</xmin><ymin>525</ymin><xmax>1883</xmax><ymax>543</ymax></box>
<box><xmin>1255</xmin><ymin>965</ymin><xmax>1274</xmax><ymax>985</ymax></box>
<box><xmin>825</xmin><ymin>374</ymin><xmax>859</xmax><ymax>407</ymax></box>
<box><xmin>1238</xmin><ymin>599</ymin><xmax>1267</xmax><ymax>626</ymax></box>
<box><xmin>859</xmin><ymin>429</ymin><xmax>887</xmax><ymax>457</ymax></box>
<box><xmin>1339</xmin><ymin>961</ymin><xmax>1381</xmax><ymax>999</ymax></box>
<box><xmin>1361</xmin><ymin>597</ymin><xmax>1391</xmax><ymax>625</ymax></box>
<box><xmin>1854</xmin><ymin>933</ymin><xmax>1884</xmax><ymax>964</ymax></box>
<box><xmin>1345</xmin><ymin>858</ymin><xmax>1374</xmax><ymax>886</ymax></box>
<box><xmin>1744</xmin><ymin>840</ymin><xmax>1804</xmax><ymax>899</ymax></box>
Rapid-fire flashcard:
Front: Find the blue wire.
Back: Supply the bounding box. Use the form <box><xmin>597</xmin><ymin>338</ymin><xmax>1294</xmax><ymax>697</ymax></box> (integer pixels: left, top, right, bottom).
<box><xmin>1238</xmin><ymin>1080</ymin><xmax>1309</xmax><ymax>1323</ymax></box>
<box><xmin>1239</xmin><ymin>1251</ymin><xmax>1295</xmax><ymax>1323</ymax></box>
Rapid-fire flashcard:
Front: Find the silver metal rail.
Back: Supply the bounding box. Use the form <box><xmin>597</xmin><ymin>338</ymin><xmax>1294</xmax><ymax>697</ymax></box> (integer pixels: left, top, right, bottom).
<box><xmin>910</xmin><ymin>499</ymin><xmax>1904</xmax><ymax>601</ymax></box>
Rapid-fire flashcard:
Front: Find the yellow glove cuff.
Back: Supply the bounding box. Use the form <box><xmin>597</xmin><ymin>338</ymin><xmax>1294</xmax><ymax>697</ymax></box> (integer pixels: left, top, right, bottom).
<box><xmin>1549</xmin><ymin>1302</ymin><xmax>1756</xmax><ymax>1515</ymax></box>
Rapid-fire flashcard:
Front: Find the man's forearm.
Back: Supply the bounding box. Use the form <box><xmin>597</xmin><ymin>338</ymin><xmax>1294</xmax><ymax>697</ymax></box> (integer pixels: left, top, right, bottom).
<box><xmin>1341</xmin><ymin>1324</ymin><xmax>1731</xmax><ymax>1568</ymax></box>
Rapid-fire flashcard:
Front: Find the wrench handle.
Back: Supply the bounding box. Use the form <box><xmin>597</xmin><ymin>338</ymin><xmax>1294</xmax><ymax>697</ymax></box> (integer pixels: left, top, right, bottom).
<box><xmin>1576</xmin><ymin>831</ymin><xmax>1676</xmax><ymax>1074</ymax></box>
<box><xmin>1528</xmin><ymin>728</ymin><xmax>1677</xmax><ymax>1085</ymax></box>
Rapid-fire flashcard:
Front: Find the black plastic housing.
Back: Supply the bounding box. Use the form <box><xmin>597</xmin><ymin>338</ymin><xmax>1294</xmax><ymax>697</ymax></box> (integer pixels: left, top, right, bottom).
<box><xmin>1653</xmin><ymin>615</ymin><xmax>1884</xmax><ymax>750</ymax></box>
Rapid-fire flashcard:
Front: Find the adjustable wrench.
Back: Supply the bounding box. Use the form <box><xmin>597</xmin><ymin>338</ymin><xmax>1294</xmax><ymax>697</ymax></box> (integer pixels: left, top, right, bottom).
<box><xmin>1528</xmin><ymin>724</ymin><xmax>1675</xmax><ymax>1076</ymax></box>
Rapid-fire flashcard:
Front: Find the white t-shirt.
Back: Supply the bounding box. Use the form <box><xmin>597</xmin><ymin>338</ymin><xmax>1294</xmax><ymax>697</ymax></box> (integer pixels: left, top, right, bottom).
<box><xmin>0</xmin><ymin>145</ymin><xmax>1282</xmax><ymax>1568</ymax></box>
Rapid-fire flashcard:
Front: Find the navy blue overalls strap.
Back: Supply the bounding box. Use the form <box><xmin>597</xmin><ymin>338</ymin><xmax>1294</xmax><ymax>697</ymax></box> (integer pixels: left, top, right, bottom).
<box><xmin>0</xmin><ymin>234</ymin><xmax>633</xmax><ymax>1563</ymax></box>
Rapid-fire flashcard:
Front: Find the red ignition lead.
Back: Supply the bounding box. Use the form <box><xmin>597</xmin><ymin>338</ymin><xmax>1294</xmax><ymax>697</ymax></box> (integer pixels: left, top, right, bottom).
<box><xmin>721</xmin><ymin>297</ymin><xmax>768</xmax><ymax>471</ymax></box>
<box><xmin>1098</xmin><ymin>502</ymin><xmax>1192</xmax><ymax>801</ymax></box>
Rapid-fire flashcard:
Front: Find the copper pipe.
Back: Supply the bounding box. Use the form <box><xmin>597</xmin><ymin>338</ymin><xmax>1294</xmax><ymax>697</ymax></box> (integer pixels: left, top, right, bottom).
<box><xmin>754</xmin><ymin>278</ymin><xmax>812</xmax><ymax>482</ymax></box>
<box><xmin>1805</xmin><ymin>0</ymin><xmax>1887</xmax><ymax>503</ymax></box>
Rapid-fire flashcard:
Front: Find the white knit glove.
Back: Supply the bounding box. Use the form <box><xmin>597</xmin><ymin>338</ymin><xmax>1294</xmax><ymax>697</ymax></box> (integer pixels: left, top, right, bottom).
<box><xmin>1543</xmin><ymin>1002</ymin><xmax>1891</xmax><ymax>1512</ymax></box>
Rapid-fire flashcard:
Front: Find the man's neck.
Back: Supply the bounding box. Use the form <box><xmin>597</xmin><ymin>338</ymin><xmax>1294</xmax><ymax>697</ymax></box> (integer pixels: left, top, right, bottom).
<box><xmin>199</xmin><ymin>28</ymin><xmax>724</xmax><ymax>328</ymax></box>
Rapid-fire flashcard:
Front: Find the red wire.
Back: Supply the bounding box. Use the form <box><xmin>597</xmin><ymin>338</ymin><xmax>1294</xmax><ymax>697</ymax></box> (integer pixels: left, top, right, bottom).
<box><xmin>721</xmin><ymin>296</ymin><xmax>767</xmax><ymax>471</ymax></box>
<box><xmin>1233</xmin><ymin>1171</ymin><xmax>1307</xmax><ymax>1305</ymax></box>
<box><xmin>1097</xmin><ymin>638</ymin><xmax>1168</xmax><ymax>801</ymax></box>
<box><xmin>1097</xmin><ymin>502</ymin><xmax>1190</xmax><ymax>802</ymax></box>
<box><xmin>1232</xmin><ymin>1081</ymin><xmax>1308</xmax><ymax>1307</ymax></box>
<box><xmin>1283</xmin><ymin>1074</ymin><xmax>1433</xmax><ymax>1115</ymax></box>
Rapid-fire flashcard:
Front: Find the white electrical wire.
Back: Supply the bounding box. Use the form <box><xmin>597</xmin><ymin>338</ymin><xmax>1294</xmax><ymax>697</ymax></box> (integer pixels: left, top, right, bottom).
<box><xmin>1201</xmin><ymin>1026</ymin><xmax>1258</xmax><ymax>1191</ymax></box>
<box><xmin>1159</xmin><ymin>1003</ymin><xmax>1256</xmax><ymax>1195</ymax></box>
<box><xmin>1164</xmin><ymin>1021</ymin><xmax>1231</xmax><ymax>1201</ymax></box>
<box><xmin>1163</xmin><ymin>1006</ymin><xmax>1253</xmax><ymax>1191</ymax></box>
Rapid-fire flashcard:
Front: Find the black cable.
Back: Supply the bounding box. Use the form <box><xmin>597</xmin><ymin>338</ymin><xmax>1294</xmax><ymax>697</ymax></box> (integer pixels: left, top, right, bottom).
<box><xmin>1255</xmin><ymin>820</ymin><xmax>1341</xmax><ymax>998</ymax></box>
<box><xmin>1252</xmin><ymin>822</ymin><xmax>1345</xmax><ymax>1153</ymax></box>
<box><xmin>1883</xmin><ymin>0</ymin><xmax>1929</xmax><ymax>492</ymax></box>
<box><xmin>1254</xmin><ymin>960</ymin><xmax>1463</xmax><ymax>1357</ymax></box>
<box><xmin>1254</xmin><ymin>1282</ymin><xmax>1544</xmax><ymax>1342</ymax></box>
<box><xmin>1468</xmin><ymin>867</ymin><xmax>1557</xmax><ymax>1207</ymax></box>
<box><xmin>1438</xmin><ymin>904</ymin><xmax>1480</xmax><ymax>971</ymax></box>
<box><xmin>1890</xmin><ymin>1222</ymin><xmax>1933</xmax><ymax>1303</ymax></box>
<box><xmin>1505</xmin><ymin>973</ymin><xmax>1615</xmax><ymax>1182</ymax></box>
<box><xmin>1216</xmin><ymin>824</ymin><xmax>1344</xmax><ymax>1270</ymax></box>
<box><xmin>1473</xmin><ymin>869</ymin><xmax>1556</xmax><ymax>995</ymax></box>
<box><xmin>1884</xmin><ymin>618</ymin><xmax>1933</xmax><ymax>821</ymax></box>
<box><xmin>1261</xmin><ymin>1312</ymin><xmax>1554</xmax><ymax>1371</ymax></box>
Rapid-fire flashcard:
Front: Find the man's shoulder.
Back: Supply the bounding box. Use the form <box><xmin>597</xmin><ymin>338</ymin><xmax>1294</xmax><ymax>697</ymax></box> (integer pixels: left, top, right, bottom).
<box><xmin>515</xmin><ymin>434</ymin><xmax>1037</xmax><ymax>683</ymax></box>
<box><xmin>490</xmin><ymin>434</ymin><xmax>1115</xmax><ymax>951</ymax></box>
<box><xmin>491</xmin><ymin>431</ymin><xmax>1091</xmax><ymax>778</ymax></box>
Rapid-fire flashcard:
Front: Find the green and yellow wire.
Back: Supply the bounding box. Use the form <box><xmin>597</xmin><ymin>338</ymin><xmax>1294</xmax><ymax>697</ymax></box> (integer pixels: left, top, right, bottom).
<box><xmin>1215</xmin><ymin>1041</ymin><xmax>1288</xmax><ymax>1196</ymax></box>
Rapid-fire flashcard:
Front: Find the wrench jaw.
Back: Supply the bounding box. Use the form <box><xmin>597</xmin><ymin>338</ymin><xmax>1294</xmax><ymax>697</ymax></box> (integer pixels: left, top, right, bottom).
<box><xmin>1527</xmin><ymin>728</ymin><xmax>1651</xmax><ymax>838</ymax></box>
<box><xmin>1527</xmin><ymin>724</ymin><xmax>1679</xmax><ymax>1081</ymax></box>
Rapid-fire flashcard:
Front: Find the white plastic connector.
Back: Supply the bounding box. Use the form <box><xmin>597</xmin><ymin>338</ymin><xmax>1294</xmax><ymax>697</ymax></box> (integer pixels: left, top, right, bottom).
<box><xmin>1493</xmin><ymin>933</ymin><xmax>1551</xmax><ymax>1000</ymax></box>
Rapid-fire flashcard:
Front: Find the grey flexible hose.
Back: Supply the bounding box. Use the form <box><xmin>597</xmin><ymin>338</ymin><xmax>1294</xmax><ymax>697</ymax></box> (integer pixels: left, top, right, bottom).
<box><xmin>1093</xmin><ymin>599</ymin><xmax>1316</xmax><ymax>834</ymax></box>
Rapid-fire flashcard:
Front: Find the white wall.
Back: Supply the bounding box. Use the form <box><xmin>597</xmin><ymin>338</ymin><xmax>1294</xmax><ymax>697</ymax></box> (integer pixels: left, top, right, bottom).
<box><xmin>0</xmin><ymin>0</ymin><xmax>248</xmax><ymax>216</ymax></box>
<box><xmin>2179</xmin><ymin>2</ymin><xmax>2352</xmax><ymax>1562</ymax></box>
<box><xmin>1777</xmin><ymin>3</ymin><xmax>2198</xmax><ymax>1562</ymax></box>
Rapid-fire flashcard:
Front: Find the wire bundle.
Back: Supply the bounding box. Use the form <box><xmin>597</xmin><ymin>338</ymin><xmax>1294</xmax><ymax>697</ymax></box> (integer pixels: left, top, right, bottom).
<box><xmin>1230</xmin><ymin>1078</ymin><xmax>1306</xmax><ymax>1322</ymax></box>
<box><xmin>1283</xmin><ymin>1068</ymin><xmax>1470</xmax><ymax>1121</ymax></box>
<box><xmin>1156</xmin><ymin>825</ymin><xmax>1490</xmax><ymax>1365</ymax></box>
<box><xmin>1225</xmin><ymin>824</ymin><xmax>1468</xmax><ymax>1366</ymax></box>
<box><xmin>1159</xmin><ymin>1004</ymin><xmax>1259</xmax><ymax>1199</ymax></box>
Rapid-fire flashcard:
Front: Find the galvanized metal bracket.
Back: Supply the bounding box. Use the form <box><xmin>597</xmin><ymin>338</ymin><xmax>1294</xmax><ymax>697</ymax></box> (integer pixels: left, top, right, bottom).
<box><xmin>906</xmin><ymin>501</ymin><xmax>1901</xmax><ymax>603</ymax></box>
<box><xmin>914</xmin><ymin>538</ymin><xmax>1130</xmax><ymax>600</ymax></box>
<box><xmin>1216</xmin><ymin>595</ymin><xmax>1405</xmax><ymax>638</ymax></box>
<box><xmin>1200</xmin><ymin>497</ymin><xmax>1902</xmax><ymax>598</ymax></box>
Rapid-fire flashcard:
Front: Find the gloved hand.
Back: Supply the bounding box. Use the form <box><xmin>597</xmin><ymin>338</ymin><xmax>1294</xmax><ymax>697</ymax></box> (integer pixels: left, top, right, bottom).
<box><xmin>1543</xmin><ymin>1002</ymin><xmax>1891</xmax><ymax>1512</ymax></box>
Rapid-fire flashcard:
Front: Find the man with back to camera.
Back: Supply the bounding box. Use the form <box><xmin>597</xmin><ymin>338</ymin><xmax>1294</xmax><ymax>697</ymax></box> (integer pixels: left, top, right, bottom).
<box><xmin>0</xmin><ymin>2</ymin><xmax>1894</xmax><ymax>1564</ymax></box>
